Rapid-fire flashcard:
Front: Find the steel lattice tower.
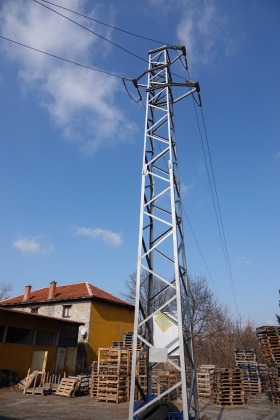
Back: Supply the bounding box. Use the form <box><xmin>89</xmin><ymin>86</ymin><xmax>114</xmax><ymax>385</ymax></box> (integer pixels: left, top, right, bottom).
<box><xmin>128</xmin><ymin>46</ymin><xmax>200</xmax><ymax>419</ymax></box>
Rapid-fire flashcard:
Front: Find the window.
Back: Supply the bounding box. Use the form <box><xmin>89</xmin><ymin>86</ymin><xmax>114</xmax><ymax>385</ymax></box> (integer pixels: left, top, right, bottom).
<box><xmin>5</xmin><ymin>327</ymin><xmax>34</xmax><ymax>344</ymax></box>
<box><xmin>0</xmin><ymin>325</ymin><xmax>5</xmax><ymax>342</ymax></box>
<box><xmin>35</xmin><ymin>331</ymin><xmax>57</xmax><ymax>346</ymax></box>
<box><xmin>58</xmin><ymin>325</ymin><xmax>78</xmax><ymax>347</ymax></box>
<box><xmin>62</xmin><ymin>305</ymin><xmax>71</xmax><ymax>318</ymax></box>
<box><xmin>31</xmin><ymin>307</ymin><xmax>39</xmax><ymax>314</ymax></box>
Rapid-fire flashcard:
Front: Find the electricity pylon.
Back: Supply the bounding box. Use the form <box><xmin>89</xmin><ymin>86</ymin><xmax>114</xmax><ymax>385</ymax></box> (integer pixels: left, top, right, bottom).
<box><xmin>128</xmin><ymin>45</ymin><xmax>201</xmax><ymax>420</ymax></box>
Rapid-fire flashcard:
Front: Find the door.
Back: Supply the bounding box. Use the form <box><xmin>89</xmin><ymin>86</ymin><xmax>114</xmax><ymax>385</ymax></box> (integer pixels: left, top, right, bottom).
<box><xmin>30</xmin><ymin>351</ymin><xmax>48</xmax><ymax>372</ymax></box>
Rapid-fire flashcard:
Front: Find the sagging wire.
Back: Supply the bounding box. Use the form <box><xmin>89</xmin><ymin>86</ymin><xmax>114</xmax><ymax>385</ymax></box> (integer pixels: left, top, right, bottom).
<box><xmin>122</xmin><ymin>78</ymin><xmax>142</xmax><ymax>103</ymax></box>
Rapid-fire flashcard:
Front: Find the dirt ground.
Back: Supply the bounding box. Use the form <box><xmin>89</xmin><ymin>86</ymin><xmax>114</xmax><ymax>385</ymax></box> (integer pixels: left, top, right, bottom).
<box><xmin>0</xmin><ymin>388</ymin><xmax>279</xmax><ymax>419</ymax></box>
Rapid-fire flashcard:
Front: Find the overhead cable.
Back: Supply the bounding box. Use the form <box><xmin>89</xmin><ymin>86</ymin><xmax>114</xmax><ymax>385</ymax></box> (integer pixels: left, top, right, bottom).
<box><xmin>182</xmin><ymin>205</ymin><xmax>221</xmax><ymax>301</ymax></box>
<box><xmin>32</xmin><ymin>0</ymin><xmax>148</xmax><ymax>64</ymax></box>
<box><xmin>192</xmin><ymin>97</ymin><xmax>239</xmax><ymax>313</ymax></box>
<box><xmin>32</xmin><ymin>0</ymin><xmax>187</xmax><ymax>84</ymax></box>
<box><xmin>0</xmin><ymin>35</ymin><xmax>123</xmax><ymax>79</ymax></box>
<box><xmin>201</xmin><ymin>105</ymin><xmax>238</xmax><ymax>308</ymax></box>
<box><xmin>39</xmin><ymin>0</ymin><xmax>168</xmax><ymax>45</ymax></box>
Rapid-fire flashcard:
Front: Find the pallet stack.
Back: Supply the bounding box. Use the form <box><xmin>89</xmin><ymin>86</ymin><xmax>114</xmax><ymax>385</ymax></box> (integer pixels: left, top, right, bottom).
<box><xmin>265</xmin><ymin>368</ymin><xmax>280</xmax><ymax>404</ymax></box>
<box><xmin>196</xmin><ymin>365</ymin><xmax>215</xmax><ymax>399</ymax></box>
<box><xmin>235</xmin><ymin>349</ymin><xmax>262</xmax><ymax>397</ymax></box>
<box><xmin>256</xmin><ymin>326</ymin><xmax>280</xmax><ymax>366</ymax></box>
<box><xmin>96</xmin><ymin>348</ymin><xmax>129</xmax><ymax>403</ymax></box>
<box><xmin>235</xmin><ymin>348</ymin><xmax>258</xmax><ymax>366</ymax></box>
<box><xmin>256</xmin><ymin>326</ymin><xmax>280</xmax><ymax>404</ymax></box>
<box><xmin>211</xmin><ymin>368</ymin><xmax>245</xmax><ymax>406</ymax></box>
<box><xmin>89</xmin><ymin>332</ymin><xmax>144</xmax><ymax>403</ymax></box>
<box><xmin>90</xmin><ymin>331</ymin><xmax>184</xmax><ymax>403</ymax></box>
<box><xmin>89</xmin><ymin>361</ymin><xmax>98</xmax><ymax>397</ymax></box>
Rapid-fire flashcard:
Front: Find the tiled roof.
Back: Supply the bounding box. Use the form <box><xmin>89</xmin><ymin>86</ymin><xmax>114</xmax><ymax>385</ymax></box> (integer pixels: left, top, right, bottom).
<box><xmin>0</xmin><ymin>282</ymin><xmax>133</xmax><ymax>307</ymax></box>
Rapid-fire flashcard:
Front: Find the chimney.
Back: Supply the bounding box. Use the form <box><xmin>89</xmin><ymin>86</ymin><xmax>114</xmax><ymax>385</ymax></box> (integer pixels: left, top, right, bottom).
<box><xmin>48</xmin><ymin>281</ymin><xmax>57</xmax><ymax>300</ymax></box>
<box><xmin>23</xmin><ymin>285</ymin><xmax>32</xmax><ymax>302</ymax></box>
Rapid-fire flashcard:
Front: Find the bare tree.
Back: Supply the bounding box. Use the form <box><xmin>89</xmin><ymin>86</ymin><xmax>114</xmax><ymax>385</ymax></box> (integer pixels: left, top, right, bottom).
<box><xmin>196</xmin><ymin>309</ymin><xmax>263</xmax><ymax>368</ymax></box>
<box><xmin>122</xmin><ymin>271</ymin><xmax>219</xmax><ymax>343</ymax></box>
<box><xmin>185</xmin><ymin>275</ymin><xmax>220</xmax><ymax>337</ymax></box>
<box><xmin>121</xmin><ymin>270</ymin><xmax>175</xmax><ymax>311</ymax></box>
<box><xmin>122</xmin><ymin>272</ymin><xmax>262</xmax><ymax>368</ymax></box>
<box><xmin>0</xmin><ymin>282</ymin><xmax>13</xmax><ymax>301</ymax></box>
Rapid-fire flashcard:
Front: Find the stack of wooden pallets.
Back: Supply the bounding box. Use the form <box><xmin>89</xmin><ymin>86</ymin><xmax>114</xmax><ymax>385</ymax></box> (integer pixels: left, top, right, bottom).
<box><xmin>265</xmin><ymin>368</ymin><xmax>280</xmax><ymax>404</ymax></box>
<box><xmin>196</xmin><ymin>365</ymin><xmax>215</xmax><ymax>399</ymax></box>
<box><xmin>256</xmin><ymin>326</ymin><xmax>280</xmax><ymax>404</ymax></box>
<box><xmin>91</xmin><ymin>332</ymin><xmax>185</xmax><ymax>403</ymax></box>
<box><xmin>96</xmin><ymin>348</ymin><xmax>129</xmax><ymax>403</ymax></box>
<box><xmin>90</xmin><ymin>331</ymin><xmax>185</xmax><ymax>403</ymax></box>
<box><xmin>211</xmin><ymin>368</ymin><xmax>245</xmax><ymax>406</ymax></box>
<box><xmin>235</xmin><ymin>349</ymin><xmax>258</xmax><ymax>366</ymax></box>
<box><xmin>235</xmin><ymin>349</ymin><xmax>262</xmax><ymax>397</ymax></box>
<box><xmin>256</xmin><ymin>326</ymin><xmax>280</xmax><ymax>366</ymax></box>
<box><xmin>123</xmin><ymin>332</ymin><xmax>134</xmax><ymax>348</ymax></box>
<box><xmin>89</xmin><ymin>361</ymin><xmax>98</xmax><ymax>397</ymax></box>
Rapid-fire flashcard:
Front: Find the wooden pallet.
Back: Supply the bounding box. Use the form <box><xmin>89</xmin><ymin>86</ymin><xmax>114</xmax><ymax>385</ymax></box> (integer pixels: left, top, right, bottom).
<box><xmin>55</xmin><ymin>378</ymin><xmax>78</xmax><ymax>398</ymax></box>
<box><xmin>98</xmin><ymin>348</ymin><xmax>130</xmax><ymax>376</ymax></box>
<box><xmin>96</xmin><ymin>374</ymin><xmax>127</xmax><ymax>403</ymax></box>
<box><xmin>24</xmin><ymin>371</ymin><xmax>47</xmax><ymax>396</ymax></box>
<box><xmin>271</xmin><ymin>391</ymin><xmax>280</xmax><ymax>404</ymax></box>
<box><xmin>197</xmin><ymin>365</ymin><xmax>215</xmax><ymax>398</ymax></box>
<box><xmin>256</xmin><ymin>326</ymin><xmax>280</xmax><ymax>367</ymax></box>
<box><xmin>235</xmin><ymin>349</ymin><xmax>258</xmax><ymax>366</ymax></box>
<box><xmin>212</xmin><ymin>369</ymin><xmax>245</xmax><ymax>406</ymax></box>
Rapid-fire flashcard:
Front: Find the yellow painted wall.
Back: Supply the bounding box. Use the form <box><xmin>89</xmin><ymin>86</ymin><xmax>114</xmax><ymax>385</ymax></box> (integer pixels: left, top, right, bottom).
<box><xmin>0</xmin><ymin>309</ymin><xmax>80</xmax><ymax>379</ymax></box>
<box><xmin>0</xmin><ymin>343</ymin><xmax>56</xmax><ymax>380</ymax></box>
<box><xmin>87</xmin><ymin>301</ymin><xmax>134</xmax><ymax>363</ymax></box>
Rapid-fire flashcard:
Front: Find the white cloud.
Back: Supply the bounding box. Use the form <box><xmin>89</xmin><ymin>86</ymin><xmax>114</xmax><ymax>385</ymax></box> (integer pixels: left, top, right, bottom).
<box><xmin>0</xmin><ymin>0</ymin><xmax>136</xmax><ymax>155</ymax></box>
<box><xmin>275</xmin><ymin>152</ymin><xmax>280</xmax><ymax>159</ymax></box>
<box><xmin>236</xmin><ymin>256</ymin><xmax>252</xmax><ymax>266</ymax></box>
<box><xmin>175</xmin><ymin>0</ymin><xmax>238</xmax><ymax>69</ymax></box>
<box><xmin>74</xmin><ymin>226</ymin><xmax>123</xmax><ymax>247</ymax></box>
<box><xmin>13</xmin><ymin>236</ymin><xmax>54</xmax><ymax>255</ymax></box>
<box><xmin>180</xmin><ymin>183</ymin><xmax>193</xmax><ymax>196</ymax></box>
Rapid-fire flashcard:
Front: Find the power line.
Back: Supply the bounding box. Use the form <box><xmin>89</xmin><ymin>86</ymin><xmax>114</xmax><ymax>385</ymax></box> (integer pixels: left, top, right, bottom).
<box><xmin>182</xmin><ymin>204</ymin><xmax>221</xmax><ymax>301</ymax></box>
<box><xmin>32</xmin><ymin>0</ymin><xmax>148</xmax><ymax>64</ymax></box>
<box><xmin>0</xmin><ymin>34</ymin><xmax>167</xmax><ymax>106</ymax></box>
<box><xmin>39</xmin><ymin>0</ymin><xmax>168</xmax><ymax>45</ymax></box>
<box><xmin>201</xmin><ymin>105</ymin><xmax>238</xmax><ymax>310</ymax></box>
<box><xmin>191</xmin><ymin>97</ymin><xmax>239</xmax><ymax>313</ymax></box>
<box><xmin>33</xmin><ymin>1</ymin><xmax>188</xmax><ymax>84</ymax></box>
<box><xmin>0</xmin><ymin>35</ymin><xmax>123</xmax><ymax>79</ymax></box>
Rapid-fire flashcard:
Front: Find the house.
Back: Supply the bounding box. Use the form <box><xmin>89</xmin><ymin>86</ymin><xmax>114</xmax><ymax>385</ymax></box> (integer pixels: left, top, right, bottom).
<box><xmin>0</xmin><ymin>281</ymin><xmax>134</xmax><ymax>371</ymax></box>
<box><xmin>0</xmin><ymin>307</ymin><xmax>83</xmax><ymax>379</ymax></box>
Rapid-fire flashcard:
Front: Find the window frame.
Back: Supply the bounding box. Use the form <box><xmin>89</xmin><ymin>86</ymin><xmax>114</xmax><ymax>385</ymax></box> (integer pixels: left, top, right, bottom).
<box><xmin>62</xmin><ymin>304</ymin><xmax>72</xmax><ymax>318</ymax></box>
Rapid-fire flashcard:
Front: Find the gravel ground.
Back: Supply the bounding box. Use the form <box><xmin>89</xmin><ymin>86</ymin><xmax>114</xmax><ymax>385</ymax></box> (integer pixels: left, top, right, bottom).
<box><xmin>0</xmin><ymin>388</ymin><xmax>279</xmax><ymax>419</ymax></box>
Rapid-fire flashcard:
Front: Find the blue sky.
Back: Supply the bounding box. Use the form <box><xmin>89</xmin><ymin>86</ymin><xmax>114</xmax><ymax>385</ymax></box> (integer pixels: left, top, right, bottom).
<box><xmin>0</xmin><ymin>0</ymin><xmax>279</xmax><ymax>327</ymax></box>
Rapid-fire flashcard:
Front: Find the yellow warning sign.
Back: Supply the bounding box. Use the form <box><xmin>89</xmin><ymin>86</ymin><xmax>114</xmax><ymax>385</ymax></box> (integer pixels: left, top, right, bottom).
<box><xmin>154</xmin><ymin>312</ymin><xmax>173</xmax><ymax>332</ymax></box>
